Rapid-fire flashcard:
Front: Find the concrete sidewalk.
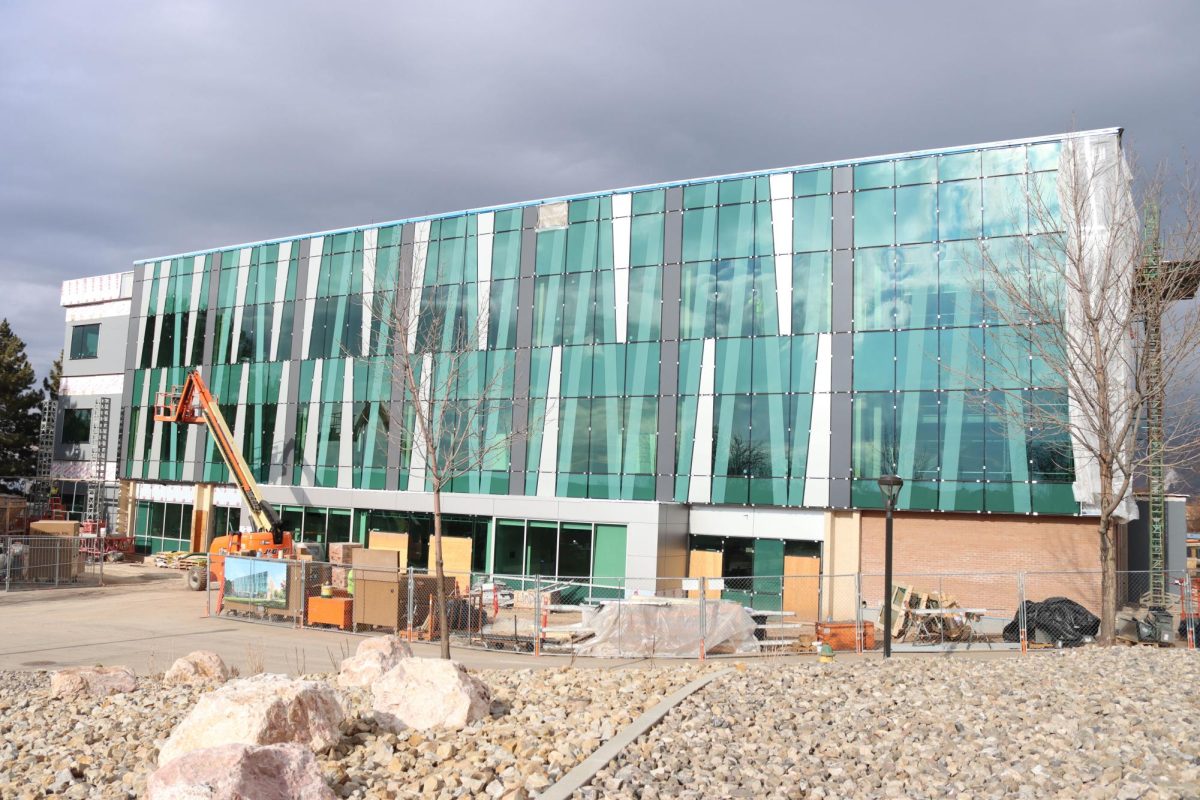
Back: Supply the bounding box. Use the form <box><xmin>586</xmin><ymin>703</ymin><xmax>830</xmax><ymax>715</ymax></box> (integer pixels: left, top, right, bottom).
<box><xmin>0</xmin><ymin>564</ymin><xmax>1017</xmax><ymax>674</ymax></box>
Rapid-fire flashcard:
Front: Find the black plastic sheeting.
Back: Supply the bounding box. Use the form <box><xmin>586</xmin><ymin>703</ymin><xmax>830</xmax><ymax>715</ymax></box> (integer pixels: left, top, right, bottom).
<box><xmin>1002</xmin><ymin>597</ymin><xmax>1100</xmax><ymax>646</ymax></box>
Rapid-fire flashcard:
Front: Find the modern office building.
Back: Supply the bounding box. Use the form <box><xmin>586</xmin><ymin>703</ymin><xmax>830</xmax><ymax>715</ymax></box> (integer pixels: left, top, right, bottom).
<box><xmin>55</xmin><ymin>128</ymin><xmax>1136</xmax><ymax>599</ymax></box>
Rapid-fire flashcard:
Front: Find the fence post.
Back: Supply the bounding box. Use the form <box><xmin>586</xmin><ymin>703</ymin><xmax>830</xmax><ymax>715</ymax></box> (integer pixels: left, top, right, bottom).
<box><xmin>5</xmin><ymin>540</ymin><xmax>10</xmax><ymax>592</ymax></box>
<box><xmin>98</xmin><ymin>533</ymin><xmax>105</xmax><ymax>587</ymax></box>
<box><xmin>1183</xmin><ymin>574</ymin><xmax>1196</xmax><ymax>651</ymax></box>
<box><xmin>1018</xmin><ymin>573</ymin><xmax>1028</xmax><ymax>655</ymax></box>
<box><xmin>698</xmin><ymin>576</ymin><xmax>707</xmax><ymax>662</ymax></box>
<box><xmin>406</xmin><ymin>567</ymin><xmax>415</xmax><ymax>642</ymax></box>
<box><xmin>534</xmin><ymin>574</ymin><xmax>542</xmax><ymax>657</ymax></box>
<box><xmin>298</xmin><ymin>560</ymin><xmax>306</xmax><ymax>630</ymax></box>
<box><xmin>855</xmin><ymin>573</ymin><xmax>864</xmax><ymax>654</ymax></box>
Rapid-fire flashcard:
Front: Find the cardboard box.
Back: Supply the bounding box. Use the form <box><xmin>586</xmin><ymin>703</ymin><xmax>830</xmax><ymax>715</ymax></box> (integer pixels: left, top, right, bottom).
<box><xmin>328</xmin><ymin>542</ymin><xmax>362</xmax><ymax>565</ymax></box>
<box><xmin>29</xmin><ymin>520</ymin><xmax>81</xmax><ymax>537</ymax></box>
<box><xmin>817</xmin><ymin>620</ymin><xmax>873</xmax><ymax>651</ymax></box>
<box><xmin>512</xmin><ymin>588</ymin><xmax>561</xmax><ymax>609</ymax></box>
<box><xmin>368</xmin><ymin>531</ymin><xmax>409</xmax><ymax>556</ymax></box>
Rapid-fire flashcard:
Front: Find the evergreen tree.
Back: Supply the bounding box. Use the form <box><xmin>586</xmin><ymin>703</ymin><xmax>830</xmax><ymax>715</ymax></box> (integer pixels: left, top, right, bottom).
<box><xmin>44</xmin><ymin>350</ymin><xmax>62</xmax><ymax>400</ymax></box>
<box><xmin>0</xmin><ymin>320</ymin><xmax>44</xmax><ymax>476</ymax></box>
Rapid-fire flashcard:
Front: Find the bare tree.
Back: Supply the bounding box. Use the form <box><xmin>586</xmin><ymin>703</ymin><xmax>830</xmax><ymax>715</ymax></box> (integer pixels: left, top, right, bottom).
<box><xmin>363</xmin><ymin>241</ymin><xmax>537</xmax><ymax>659</ymax></box>
<box><xmin>977</xmin><ymin>133</ymin><xmax>1200</xmax><ymax>642</ymax></box>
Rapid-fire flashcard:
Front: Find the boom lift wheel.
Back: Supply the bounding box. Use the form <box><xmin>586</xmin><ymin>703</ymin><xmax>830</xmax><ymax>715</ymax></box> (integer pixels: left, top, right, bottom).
<box><xmin>186</xmin><ymin>566</ymin><xmax>208</xmax><ymax>591</ymax></box>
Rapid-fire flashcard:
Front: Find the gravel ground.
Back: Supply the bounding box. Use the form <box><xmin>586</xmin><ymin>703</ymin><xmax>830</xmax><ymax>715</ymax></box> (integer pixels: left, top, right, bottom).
<box><xmin>579</xmin><ymin>649</ymin><xmax>1200</xmax><ymax>800</ymax></box>
<box><xmin>0</xmin><ymin>664</ymin><xmax>706</xmax><ymax>799</ymax></box>
<box><xmin>1</xmin><ymin>649</ymin><xmax>1197</xmax><ymax>799</ymax></box>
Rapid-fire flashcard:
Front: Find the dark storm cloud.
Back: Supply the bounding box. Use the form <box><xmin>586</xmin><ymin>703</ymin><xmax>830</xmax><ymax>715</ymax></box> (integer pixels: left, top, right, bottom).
<box><xmin>1</xmin><ymin>0</ymin><xmax>1199</xmax><ymax>374</ymax></box>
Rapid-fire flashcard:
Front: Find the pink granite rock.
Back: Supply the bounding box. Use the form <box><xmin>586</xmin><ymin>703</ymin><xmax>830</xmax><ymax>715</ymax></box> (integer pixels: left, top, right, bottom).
<box><xmin>371</xmin><ymin>658</ymin><xmax>491</xmax><ymax>732</ymax></box>
<box><xmin>164</xmin><ymin>651</ymin><xmax>229</xmax><ymax>686</ymax></box>
<box><xmin>147</xmin><ymin>742</ymin><xmax>335</xmax><ymax>800</ymax></box>
<box><xmin>336</xmin><ymin>635</ymin><xmax>412</xmax><ymax>688</ymax></box>
<box><xmin>157</xmin><ymin>673</ymin><xmax>345</xmax><ymax>766</ymax></box>
<box><xmin>49</xmin><ymin>666</ymin><xmax>136</xmax><ymax>698</ymax></box>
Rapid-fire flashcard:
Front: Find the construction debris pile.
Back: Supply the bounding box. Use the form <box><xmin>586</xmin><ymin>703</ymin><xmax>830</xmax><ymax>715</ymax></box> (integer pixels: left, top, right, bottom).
<box><xmin>1002</xmin><ymin>597</ymin><xmax>1099</xmax><ymax>646</ymax></box>
<box><xmin>887</xmin><ymin>584</ymin><xmax>979</xmax><ymax>643</ymax></box>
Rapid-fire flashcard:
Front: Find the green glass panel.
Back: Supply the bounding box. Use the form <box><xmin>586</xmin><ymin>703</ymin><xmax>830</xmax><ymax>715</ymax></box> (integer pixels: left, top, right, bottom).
<box><xmin>939</xmin><ymin>180</ymin><xmax>982</xmax><ymax>241</ymax></box>
<box><xmin>627</xmin><ymin>267</ymin><xmax>661</xmax><ymax>341</ymax></box>
<box><xmin>593</xmin><ymin>270</ymin><xmax>616</xmax><ymax>344</ymax></box>
<box><xmin>792</xmin><ymin>253</ymin><xmax>831</xmax><ymax>333</ymax></box>
<box><xmin>1030</xmin><ymin>171</ymin><xmax>1062</xmax><ymax>233</ymax></box>
<box><xmin>896</xmin><ymin>329</ymin><xmax>938</xmax><ymax>390</ymax></box>
<box><xmin>1032</xmin><ymin>483</ymin><xmax>1078</xmax><ymax>514</ymax></box>
<box><xmin>625</xmin><ymin>342</ymin><xmax>658</xmax><ymax>395</ymax></box>
<box><xmin>684</xmin><ymin>182</ymin><xmax>718</xmax><ymax>209</ymax></box>
<box><xmin>895</xmin><ymin>244</ymin><xmax>938</xmax><ymax>328</ymax></box>
<box><xmin>855</xmin><ymin>161</ymin><xmax>893</xmax><ymax>190</ymax></box>
<box><xmin>1028</xmin><ymin>142</ymin><xmax>1061</xmax><ymax>172</ymax></box>
<box><xmin>630</xmin><ymin>214</ymin><xmax>664</xmax><ymax>266</ymax></box>
<box><xmin>754</xmin><ymin>202</ymin><xmax>774</xmax><ymax>258</ymax></box>
<box><xmin>718</xmin><ymin>204</ymin><xmax>755</xmax><ymax>260</ymax></box>
<box><xmin>714</xmin><ymin>259</ymin><xmax>755</xmax><ymax>338</ymax></box>
<box><xmin>751</xmin><ymin>337</ymin><xmax>789</xmax><ymax>393</ymax></box>
<box><xmin>939</xmin><ymin>151</ymin><xmax>980</xmax><ymax>181</ymax></box>
<box><xmin>895</xmin><ymin>185</ymin><xmax>936</xmax><ymax>244</ymax></box>
<box><xmin>984</xmin><ymin>175</ymin><xmax>1029</xmax><ymax>237</ymax></box>
<box><xmin>853</xmin><ymin>248</ymin><xmax>894</xmax><ymax>330</ymax></box>
<box><xmin>793</xmin><ymin>169</ymin><xmax>831</xmax><ymax>196</ymax></box>
<box><xmin>569</xmin><ymin>197</ymin><xmax>599</xmax><ymax>223</ymax></box>
<box><xmin>680</xmin><ymin>261</ymin><xmax>715</xmax><ymax>338</ymax></box>
<box><xmin>895</xmin><ymin>156</ymin><xmax>936</xmax><ymax>185</ymax></box>
<box><xmin>715</xmin><ymin>338</ymin><xmax>752</xmax><ymax>393</ymax></box>
<box><xmin>591</xmin><ymin>343</ymin><xmax>623</xmax><ymax>396</ymax></box>
<box><xmin>535</xmin><ymin>229</ymin><xmax>566</xmax><ymax>275</ymax></box>
<box><xmin>491</xmin><ymin>231</ymin><xmax>521</xmax><ymax>280</ymax></box>
<box><xmin>855</xmin><ymin>189</ymin><xmax>894</xmax><ymax>248</ymax></box>
<box><xmin>853</xmin><ymin>332</ymin><xmax>894</xmax><ymax>391</ymax></box>
<box><xmin>984</xmin><ymin>326</ymin><xmax>1031</xmax><ymax>389</ymax></box>
<box><xmin>566</xmin><ymin>221</ymin><xmax>598</xmax><ymax>272</ymax></box>
<box><xmin>983</xmin><ymin>145</ymin><xmax>1026</xmax><ymax>176</ymax></box>
<box><xmin>939</xmin><ymin>240</ymin><xmax>985</xmax><ymax>325</ymax></box>
<box><xmin>682</xmin><ymin>207</ymin><xmax>718</xmax><ymax>262</ymax></box>
<box><xmin>592</xmin><ymin>524</ymin><xmax>627</xmax><ymax>584</ymax></box>
<box><xmin>562</xmin><ymin>272</ymin><xmax>595</xmax><ymax>345</ymax></box>
<box><xmin>939</xmin><ymin>327</ymin><xmax>984</xmax><ymax>390</ymax></box>
<box><xmin>494</xmin><ymin>208</ymin><xmax>522</xmax><ymax>232</ymax></box>
<box><xmin>718</xmin><ymin>178</ymin><xmax>754</xmax><ymax>205</ymax></box>
<box><xmin>632</xmin><ymin>189</ymin><xmax>664</xmax><ymax>215</ymax></box>
<box><xmin>852</xmin><ymin>392</ymin><xmax>896</xmax><ymax>479</ymax></box>
<box><xmin>622</xmin><ymin>397</ymin><xmax>657</xmax><ymax>477</ymax></box>
<box><xmin>793</xmin><ymin>195</ymin><xmax>831</xmax><ymax>252</ymax></box>
<box><xmin>533</xmin><ymin>276</ymin><xmax>563</xmax><ymax>346</ymax></box>
<box><xmin>895</xmin><ymin>390</ymin><xmax>940</xmax><ymax>483</ymax></box>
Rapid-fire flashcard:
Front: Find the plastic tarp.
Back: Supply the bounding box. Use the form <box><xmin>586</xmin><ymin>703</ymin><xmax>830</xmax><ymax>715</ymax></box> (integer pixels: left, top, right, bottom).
<box><xmin>1002</xmin><ymin>597</ymin><xmax>1100</xmax><ymax>646</ymax></box>
<box><xmin>574</xmin><ymin>598</ymin><xmax>760</xmax><ymax>658</ymax></box>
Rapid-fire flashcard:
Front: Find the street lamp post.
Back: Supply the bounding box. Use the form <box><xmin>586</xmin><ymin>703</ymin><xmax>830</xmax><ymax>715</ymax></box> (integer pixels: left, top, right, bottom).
<box><xmin>877</xmin><ymin>474</ymin><xmax>904</xmax><ymax>658</ymax></box>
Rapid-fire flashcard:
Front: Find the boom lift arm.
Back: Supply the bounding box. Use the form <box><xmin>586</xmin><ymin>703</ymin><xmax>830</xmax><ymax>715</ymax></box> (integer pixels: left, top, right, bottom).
<box><xmin>153</xmin><ymin>370</ymin><xmax>285</xmax><ymax>545</ymax></box>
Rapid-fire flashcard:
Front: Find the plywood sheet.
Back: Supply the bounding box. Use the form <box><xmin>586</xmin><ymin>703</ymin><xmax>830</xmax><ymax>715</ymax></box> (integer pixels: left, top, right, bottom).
<box><xmin>687</xmin><ymin>549</ymin><xmax>722</xmax><ymax>599</ymax></box>
<box><xmin>783</xmin><ymin>555</ymin><xmax>820</xmax><ymax>623</ymax></box>
<box><xmin>440</xmin><ymin>535</ymin><xmax>473</xmax><ymax>592</ymax></box>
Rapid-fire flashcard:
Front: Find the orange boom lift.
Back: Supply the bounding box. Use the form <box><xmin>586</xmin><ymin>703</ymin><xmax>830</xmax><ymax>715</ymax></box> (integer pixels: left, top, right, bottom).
<box><xmin>153</xmin><ymin>370</ymin><xmax>293</xmax><ymax>591</ymax></box>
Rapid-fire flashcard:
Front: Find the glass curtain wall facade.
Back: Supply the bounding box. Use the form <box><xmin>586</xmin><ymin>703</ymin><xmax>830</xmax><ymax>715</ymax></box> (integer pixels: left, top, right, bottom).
<box><xmin>122</xmin><ymin>132</ymin><xmax>1095</xmax><ymax>516</ymax></box>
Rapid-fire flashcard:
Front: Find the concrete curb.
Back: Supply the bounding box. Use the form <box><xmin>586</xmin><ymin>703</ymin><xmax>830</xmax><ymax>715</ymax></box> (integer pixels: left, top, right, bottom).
<box><xmin>538</xmin><ymin>667</ymin><xmax>732</xmax><ymax>800</ymax></box>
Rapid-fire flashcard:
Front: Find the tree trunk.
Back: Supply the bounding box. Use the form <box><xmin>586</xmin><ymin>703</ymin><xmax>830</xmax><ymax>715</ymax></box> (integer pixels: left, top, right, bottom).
<box><xmin>1098</xmin><ymin>516</ymin><xmax>1117</xmax><ymax>645</ymax></box>
<box><xmin>432</xmin><ymin>486</ymin><xmax>450</xmax><ymax>659</ymax></box>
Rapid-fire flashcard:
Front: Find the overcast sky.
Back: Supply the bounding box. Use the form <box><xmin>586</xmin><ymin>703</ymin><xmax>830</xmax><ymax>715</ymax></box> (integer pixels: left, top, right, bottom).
<box><xmin>1</xmin><ymin>1</ymin><xmax>1198</xmax><ymax>376</ymax></box>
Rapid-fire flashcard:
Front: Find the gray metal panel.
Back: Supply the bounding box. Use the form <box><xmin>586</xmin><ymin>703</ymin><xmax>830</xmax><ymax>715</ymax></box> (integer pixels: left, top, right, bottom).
<box><xmin>828</xmin><ymin>393</ymin><xmax>852</xmax><ymax>508</ymax></box>
<box><xmin>833</xmin><ymin>165</ymin><xmax>853</xmax><ymax>195</ymax></box>
<box><xmin>663</xmin><ymin>211</ymin><xmax>682</xmax><ymax>266</ymax></box>
<box><xmin>830</xmin><ymin>332</ymin><xmax>852</xmax><ymax>393</ymax></box>
<box><xmin>401</xmin><ymin>222</ymin><xmax>415</xmax><ymax>247</ymax></box>
<box><xmin>832</xmin><ymin>192</ymin><xmax>854</xmax><ymax>251</ymax></box>
<box><xmin>522</xmin><ymin>205</ymin><xmax>538</xmax><ymax>230</ymax></box>
<box><xmin>203</xmin><ymin>254</ymin><xmax>219</xmax><ymax>364</ymax></box>
<box><xmin>280</xmin><ymin>353</ymin><xmax>301</xmax><ymax>479</ymax></box>
<box><xmin>386</xmin><ymin>365</ymin><xmax>404</xmax><ymax>489</ymax></box>
<box><xmin>659</xmin><ymin>263</ymin><xmax>681</xmax><ymax>342</ymax></box>
<box><xmin>665</xmin><ymin>186</ymin><xmax>683</xmax><ymax>212</ymax></box>
<box><xmin>831</xmin><ymin>250</ymin><xmax>853</xmax><ymax>332</ymax></box>
<box><xmin>654</xmin><ymin>339</ymin><xmax>679</xmax><ymax>503</ymax></box>
<box><xmin>519</xmin><ymin>229</ymin><xmax>536</xmax><ymax>278</ymax></box>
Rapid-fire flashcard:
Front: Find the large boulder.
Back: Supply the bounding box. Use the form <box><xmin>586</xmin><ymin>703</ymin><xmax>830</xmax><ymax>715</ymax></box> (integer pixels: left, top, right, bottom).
<box><xmin>337</xmin><ymin>635</ymin><xmax>412</xmax><ymax>688</ymax></box>
<box><xmin>49</xmin><ymin>666</ymin><xmax>136</xmax><ymax>698</ymax></box>
<box><xmin>164</xmin><ymin>651</ymin><xmax>229</xmax><ymax>686</ymax></box>
<box><xmin>147</xmin><ymin>742</ymin><xmax>335</xmax><ymax>800</ymax></box>
<box><xmin>158</xmin><ymin>674</ymin><xmax>345</xmax><ymax>766</ymax></box>
<box><xmin>371</xmin><ymin>658</ymin><xmax>491</xmax><ymax>732</ymax></box>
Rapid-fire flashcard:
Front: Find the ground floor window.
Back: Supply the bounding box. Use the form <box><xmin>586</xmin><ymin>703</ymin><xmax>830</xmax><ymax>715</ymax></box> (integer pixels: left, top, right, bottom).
<box><xmin>493</xmin><ymin>519</ymin><xmax>626</xmax><ymax>598</ymax></box>
<box><xmin>689</xmin><ymin>534</ymin><xmax>820</xmax><ymax>610</ymax></box>
<box><xmin>355</xmin><ymin>509</ymin><xmax>489</xmax><ymax>574</ymax></box>
<box><xmin>133</xmin><ymin>500</ymin><xmax>194</xmax><ymax>553</ymax></box>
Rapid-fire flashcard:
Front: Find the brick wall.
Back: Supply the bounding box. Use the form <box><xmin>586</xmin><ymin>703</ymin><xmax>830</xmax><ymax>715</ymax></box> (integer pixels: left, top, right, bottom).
<box><xmin>859</xmin><ymin>512</ymin><xmax>1102</xmax><ymax>617</ymax></box>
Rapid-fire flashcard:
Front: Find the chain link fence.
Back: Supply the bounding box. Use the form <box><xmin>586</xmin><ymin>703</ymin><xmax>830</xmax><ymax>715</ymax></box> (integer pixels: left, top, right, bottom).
<box><xmin>2</xmin><ymin>535</ymin><xmax>105</xmax><ymax>591</ymax></box>
<box><xmin>199</xmin><ymin>555</ymin><xmax>1200</xmax><ymax>659</ymax></box>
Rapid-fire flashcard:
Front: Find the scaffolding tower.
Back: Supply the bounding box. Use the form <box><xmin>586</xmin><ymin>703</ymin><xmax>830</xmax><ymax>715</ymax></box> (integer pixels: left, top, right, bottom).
<box><xmin>30</xmin><ymin>397</ymin><xmax>58</xmax><ymax>521</ymax></box>
<box><xmin>84</xmin><ymin>397</ymin><xmax>111</xmax><ymax>528</ymax></box>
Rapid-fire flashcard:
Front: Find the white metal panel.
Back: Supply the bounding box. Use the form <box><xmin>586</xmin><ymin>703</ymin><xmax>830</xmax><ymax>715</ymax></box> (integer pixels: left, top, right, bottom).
<box><xmin>301</xmin><ymin>237</ymin><xmax>323</xmax><ymax>360</ymax></box>
<box><xmin>407</xmin><ymin>353</ymin><xmax>432</xmax><ymax>492</ymax></box>
<box><xmin>476</xmin><ymin>212</ymin><xmax>494</xmax><ymax>350</ymax></box>
<box><xmin>537</xmin><ymin>346</ymin><xmax>562</xmax><ymax>498</ymax></box>
<box><xmin>687</xmin><ymin>339</ymin><xmax>716</xmax><ymax>504</ymax></box>
<box><xmin>804</xmin><ymin>333</ymin><xmax>832</xmax><ymax>507</ymax></box>
<box><xmin>338</xmin><ymin>357</ymin><xmax>354</xmax><ymax>489</ymax></box>
<box><xmin>361</xmin><ymin>228</ymin><xmax>377</xmax><ymax>356</ymax></box>
<box><xmin>770</xmin><ymin>173</ymin><xmax>794</xmax><ymax>336</ymax></box>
